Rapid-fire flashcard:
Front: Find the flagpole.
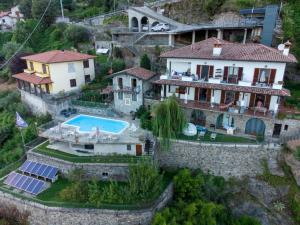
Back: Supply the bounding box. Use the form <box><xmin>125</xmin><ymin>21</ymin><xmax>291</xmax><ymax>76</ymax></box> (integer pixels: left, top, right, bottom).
<box><xmin>19</xmin><ymin>127</ymin><xmax>25</xmax><ymax>150</ymax></box>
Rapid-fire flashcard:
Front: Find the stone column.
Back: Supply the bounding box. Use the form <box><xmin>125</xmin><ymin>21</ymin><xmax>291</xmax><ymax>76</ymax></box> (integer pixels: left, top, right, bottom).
<box><xmin>168</xmin><ymin>34</ymin><xmax>174</xmax><ymax>47</ymax></box>
<box><xmin>243</xmin><ymin>29</ymin><xmax>248</xmax><ymax>44</ymax></box>
<box><xmin>192</xmin><ymin>30</ymin><xmax>196</xmax><ymax>44</ymax></box>
<box><xmin>205</xmin><ymin>30</ymin><xmax>209</xmax><ymax>39</ymax></box>
<box><xmin>217</xmin><ymin>29</ymin><xmax>223</xmax><ymax>40</ymax></box>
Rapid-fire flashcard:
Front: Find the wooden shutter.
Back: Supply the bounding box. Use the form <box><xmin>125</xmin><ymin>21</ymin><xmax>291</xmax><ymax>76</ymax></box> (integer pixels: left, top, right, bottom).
<box><xmin>269</xmin><ymin>69</ymin><xmax>276</xmax><ymax>84</ymax></box>
<box><xmin>206</xmin><ymin>89</ymin><xmax>211</xmax><ymax>102</ymax></box>
<box><xmin>209</xmin><ymin>66</ymin><xmax>214</xmax><ymax>78</ymax></box>
<box><xmin>265</xmin><ymin>95</ymin><xmax>271</xmax><ymax>109</ymax></box>
<box><xmin>249</xmin><ymin>93</ymin><xmax>256</xmax><ymax>107</ymax></box>
<box><xmin>194</xmin><ymin>87</ymin><xmax>199</xmax><ymax>101</ymax></box>
<box><xmin>238</xmin><ymin>67</ymin><xmax>243</xmax><ymax>81</ymax></box>
<box><xmin>196</xmin><ymin>65</ymin><xmax>201</xmax><ymax>75</ymax></box>
<box><xmin>253</xmin><ymin>68</ymin><xmax>259</xmax><ymax>85</ymax></box>
<box><xmin>220</xmin><ymin>90</ymin><xmax>225</xmax><ymax>104</ymax></box>
<box><xmin>223</xmin><ymin>67</ymin><xmax>228</xmax><ymax>82</ymax></box>
<box><xmin>234</xmin><ymin>92</ymin><xmax>240</xmax><ymax>102</ymax></box>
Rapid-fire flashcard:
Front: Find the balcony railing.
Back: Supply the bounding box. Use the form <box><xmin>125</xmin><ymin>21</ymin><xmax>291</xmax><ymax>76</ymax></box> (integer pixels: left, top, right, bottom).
<box><xmin>160</xmin><ymin>74</ymin><xmax>283</xmax><ymax>90</ymax></box>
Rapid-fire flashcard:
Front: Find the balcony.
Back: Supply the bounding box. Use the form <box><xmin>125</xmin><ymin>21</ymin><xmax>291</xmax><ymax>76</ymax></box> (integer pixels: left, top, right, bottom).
<box><xmin>113</xmin><ymin>85</ymin><xmax>141</xmax><ymax>93</ymax></box>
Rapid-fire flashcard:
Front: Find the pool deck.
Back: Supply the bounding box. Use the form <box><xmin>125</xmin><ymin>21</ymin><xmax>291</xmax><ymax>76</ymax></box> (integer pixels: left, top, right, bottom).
<box><xmin>40</xmin><ymin>114</ymin><xmax>148</xmax><ymax>145</ymax></box>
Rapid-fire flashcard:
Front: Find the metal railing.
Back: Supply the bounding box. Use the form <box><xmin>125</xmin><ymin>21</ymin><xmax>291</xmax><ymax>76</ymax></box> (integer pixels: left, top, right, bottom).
<box><xmin>71</xmin><ymin>100</ymin><xmax>110</xmax><ymax>108</ymax></box>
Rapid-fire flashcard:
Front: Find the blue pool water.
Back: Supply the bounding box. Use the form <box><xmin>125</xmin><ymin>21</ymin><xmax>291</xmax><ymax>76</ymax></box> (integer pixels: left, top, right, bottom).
<box><xmin>63</xmin><ymin>115</ymin><xmax>129</xmax><ymax>134</ymax></box>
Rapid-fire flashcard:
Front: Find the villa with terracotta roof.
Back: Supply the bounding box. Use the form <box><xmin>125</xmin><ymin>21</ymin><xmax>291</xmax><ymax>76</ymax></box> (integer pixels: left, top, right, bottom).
<box><xmin>0</xmin><ymin>5</ymin><xmax>23</xmax><ymax>30</ymax></box>
<box><xmin>151</xmin><ymin>37</ymin><xmax>298</xmax><ymax>138</ymax></box>
<box><xmin>13</xmin><ymin>50</ymin><xmax>95</xmax><ymax>114</ymax></box>
<box><xmin>108</xmin><ymin>67</ymin><xmax>159</xmax><ymax>114</ymax></box>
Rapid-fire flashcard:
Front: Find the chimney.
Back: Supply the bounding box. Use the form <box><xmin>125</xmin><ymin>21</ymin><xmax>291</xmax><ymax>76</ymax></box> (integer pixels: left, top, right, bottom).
<box><xmin>213</xmin><ymin>40</ymin><xmax>222</xmax><ymax>56</ymax></box>
<box><xmin>283</xmin><ymin>40</ymin><xmax>292</xmax><ymax>56</ymax></box>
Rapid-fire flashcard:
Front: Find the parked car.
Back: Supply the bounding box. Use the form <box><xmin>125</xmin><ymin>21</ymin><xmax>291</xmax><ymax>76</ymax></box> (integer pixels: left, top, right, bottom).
<box><xmin>151</xmin><ymin>23</ymin><xmax>170</xmax><ymax>32</ymax></box>
<box><xmin>142</xmin><ymin>25</ymin><xmax>149</xmax><ymax>32</ymax></box>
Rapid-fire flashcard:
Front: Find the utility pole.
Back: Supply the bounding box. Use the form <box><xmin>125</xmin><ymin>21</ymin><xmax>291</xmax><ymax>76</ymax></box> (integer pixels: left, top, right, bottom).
<box><xmin>60</xmin><ymin>0</ymin><xmax>64</xmax><ymax>19</ymax></box>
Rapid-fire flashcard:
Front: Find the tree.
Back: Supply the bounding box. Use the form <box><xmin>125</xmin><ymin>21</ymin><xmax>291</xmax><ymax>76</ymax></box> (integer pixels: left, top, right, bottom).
<box><xmin>64</xmin><ymin>25</ymin><xmax>91</xmax><ymax>47</ymax></box>
<box><xmin>128</xmin><ymin>162</ymin><xmax>163</xmax><ymax>201</ymax></box>
<box><xmin>152</xmin><ymin>96</ymin><xmax>187</xmax><ymax>150</ymax></box>
<box><xmin>19</xmin><ymin>0</ymin><xmax>32</xmax><ymax>19</ymax></box>
<box><xmin>32</xmin><ymin>0</ymin><xmax>59</xmax><ymax>26</ymax></box>
<box><xmin>140</xmin><ymin>53</ymin><xmax>151</xmax><ymax>70</ymax></box>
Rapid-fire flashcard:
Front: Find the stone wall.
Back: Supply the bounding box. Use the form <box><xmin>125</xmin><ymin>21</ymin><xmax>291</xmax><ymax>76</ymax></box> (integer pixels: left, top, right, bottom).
<box><xmin>156</xmin><ymin>140</ymin><xmax>280</xmax><ymax>178</ymax></box>
<box><xmin>27</xmin><ymin>151</ymin><xmax>130</xmax><ymax>181</ymax></box>
<box><xmin>0</xmin><ymin>183</ymin><xmax>173</xmax><ymax>225</ymax></box>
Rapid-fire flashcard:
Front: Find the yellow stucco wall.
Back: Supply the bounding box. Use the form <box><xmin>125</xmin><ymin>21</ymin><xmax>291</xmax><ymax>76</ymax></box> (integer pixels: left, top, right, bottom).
<box><xmin>26</xmin><ymin>60</ymin><xmax>50</xmax><ymax>77</ymax></box>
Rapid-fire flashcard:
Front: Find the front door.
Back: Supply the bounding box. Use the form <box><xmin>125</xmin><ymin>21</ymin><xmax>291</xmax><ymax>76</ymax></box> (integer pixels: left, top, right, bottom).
<box><xmin>136</xmin><ymin>144</ymin><xmax>142</xmax><ymax>156</ymax></box>
<box><xmin>273</xmin><ymin>124</ymin><xmax>282</xmax><ymax>137</ymax></box>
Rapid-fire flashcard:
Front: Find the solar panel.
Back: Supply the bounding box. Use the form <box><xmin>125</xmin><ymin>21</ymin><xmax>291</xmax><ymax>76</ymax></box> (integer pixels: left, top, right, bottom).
<box><xmin>4</xmin><ymin>172</ymin><xmax>46</xmax><ymax>196</ymax></box>
<box><xmin>19</xmin><ymin>161</ymin><xmax>58</xmax><ymax>181</ymax></box>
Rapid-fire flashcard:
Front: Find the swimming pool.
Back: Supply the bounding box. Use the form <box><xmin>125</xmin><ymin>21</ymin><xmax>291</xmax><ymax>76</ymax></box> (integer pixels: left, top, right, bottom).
<box><xmin>63</xmin><ymin>115</ymin><xmax>129</xmax><ymax>134</ymax></box>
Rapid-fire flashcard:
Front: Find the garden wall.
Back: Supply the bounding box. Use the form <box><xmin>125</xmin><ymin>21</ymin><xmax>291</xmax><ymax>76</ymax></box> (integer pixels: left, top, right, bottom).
<box><xmin>27</xmin><ymin>151</ymin><xmax>130</xmax><ymax>181</ymax></box>
<box><xmin>156</xmin><ymin>140</ymin><xmax>281</xmax><ymax>178</ymax></box>
<box><xmin>0</xmin><ymin>183</ymin><xmax>173</xmax><ymax>225</ymax></box>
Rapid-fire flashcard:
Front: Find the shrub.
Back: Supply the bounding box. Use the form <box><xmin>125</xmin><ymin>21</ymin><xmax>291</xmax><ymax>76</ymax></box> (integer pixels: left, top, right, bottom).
<box><xmin>0</xmin><ymin>203</ymin><xmax>29</xmax><ymax>225</ymax></box>
<box><xmin>64</xmin><ymin>25</ymin><xmax>91</xmax><ymax>46</ymax></box>
<box><xmin>140</xmin><ymin>53</ymin><xmax>151</xmax><ymax>70</ymax></box>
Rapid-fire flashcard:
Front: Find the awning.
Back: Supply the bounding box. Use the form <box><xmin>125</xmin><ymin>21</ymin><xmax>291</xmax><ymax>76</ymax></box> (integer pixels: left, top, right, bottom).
<box><xmin>13</xmin><ymin>72</ymin><xmax>52</xmax><ymax>85</ymax></box>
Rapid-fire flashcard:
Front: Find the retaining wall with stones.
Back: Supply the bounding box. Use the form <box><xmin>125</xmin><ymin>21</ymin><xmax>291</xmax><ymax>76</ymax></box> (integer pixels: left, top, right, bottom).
<box><xmin>27</xmin><ymin>151</ymin><xmax>130</xmax><ymax>181</ymax></box>
<box><xmin>156</xmin><ymin>140</ymin><xmax>281</xmax><ymax>178</ymax></box>
<box><xmin>0</xmin><ymin>183</ymin><xmax>173</xmax><ymax>225</ymax></box>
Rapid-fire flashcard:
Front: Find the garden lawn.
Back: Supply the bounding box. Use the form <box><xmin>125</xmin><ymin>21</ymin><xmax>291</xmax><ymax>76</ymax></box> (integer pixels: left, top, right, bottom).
<box><xmin>178</xmin><ymin>131</ymin><xmax>257</xmax><ymax>144</ymax></box>
<box><xmin>33</xmin><ymin>142</ymin><xmax>151</xmax><ymax>164</ymax></box>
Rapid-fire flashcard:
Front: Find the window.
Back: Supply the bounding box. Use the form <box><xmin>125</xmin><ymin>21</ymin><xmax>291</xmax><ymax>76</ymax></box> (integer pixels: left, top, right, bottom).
<box><xmin>85</xmin><ymin>75</ymin><xmax>91</xmax><ymax>84</ymax></box>
<box><xmin>70</xmin><ymin>79</ymin><xmax>77</xmax><ymax>87</ymax></box>
<box><xmin>118</xmin><ymin>77</ymin><xmax>123</xmax><ymax>89</ymax></box>
<box><xmin>127</xmin><ymin>145</ymin><xmax>131</xmax><ymax>151</ymax></box>
<box><xmin>102</xmin><ymin>172</ymin><xmax>108</xmax><ymax>178</ymax></box>
<box><xmin>118</xmin><ymin>92</ymin><xmax>123</xmax><ymax>100</ymax></box>
<box><xmin>284</xmin><ymin>125</ymin><xmax>289</xmax><ymax>131</ymax></box>
<box><xmin>225</xmin><ymin>91</ymin><xmax>235</xmax><ymax>104</ymax></box>
<box><xmin>42</xmin><ymin>64</ymin><xmax>47</xmax><ymax>74</ymax></box>
<box><xmin>68</xmin><ymin>63</ymin><xmax>76</xmax><ymax>73</ymax></box>
<box><xmin>258</xmin><ymin>69</ymin><xmax>270</xmax><ymax>83</ymax></box>
<box><xmin>132</xmin><ymin>93</ymin><xmax>137</xmax><ymax>101</ymax></box>
<box><xmin>228</xmin><ymin>67</ymin><xmax>239</xmax><ymax>84</ymax></box>
<box><xmin>30</xmin><ymin>62</ymin><xmax>34</xmax><ymax>71</ymax></box>
<box><xmin>131</xmin><ymin>78</ymin><xmax>137</xmax><ymax>88</ymax></box>
<box><xmin>84</xmin><ymin>144</ymin><xmax>94</xmax><ymax>150</ymax></box>
<box><xmin>83</xmin><ymin>60</ymin><xmax>89</xmax><ymax>68</ymax></box>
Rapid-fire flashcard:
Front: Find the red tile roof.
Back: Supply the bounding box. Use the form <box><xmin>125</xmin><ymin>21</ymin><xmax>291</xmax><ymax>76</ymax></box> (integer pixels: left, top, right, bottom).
<box><xmin>153</xmin><ymin>79</ymin><xmax>291</xmax><ymax>97</ymax></box>
<box><xmin>0</xmin><ymin>11</ymin><xmax>10</xmax><ymax>17</ymax></box>
<box><xmin>161</xmin><ymin>37</ymin><xmax>297</xmax><ymax>63</ymax></box>
<box><xmin>111</xmin><ymin>67</ymin><xmax>157</xmax><ymax>80</ymax></box>
<box><xmin>13</xmin><ymin>72</ymin><xmax>52</xmax><ymax>85</ymax></box>
<box><xmin>21</xmin><ymin>50</ymin><xmax>96</xmax><ymax>64</ymax></box>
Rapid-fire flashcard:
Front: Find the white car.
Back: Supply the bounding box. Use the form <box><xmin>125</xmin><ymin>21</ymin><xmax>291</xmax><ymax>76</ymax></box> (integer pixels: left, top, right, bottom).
<box><xmin>151</xmin><ymin>23</ymin><xmax>170</xmax><ymax>32</ymax></box>
<box><xmin>142</xmin><ymin>25</ymin><xmax>149</xmax><ymax>32</ymax></box>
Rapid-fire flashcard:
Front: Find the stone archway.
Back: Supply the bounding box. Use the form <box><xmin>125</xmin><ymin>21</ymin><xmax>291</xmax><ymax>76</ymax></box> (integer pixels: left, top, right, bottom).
<box><xmin>245</xmin><ymin>118</ymin><xmax>266</xmax><ymax>136</ymax></box>
<box><xmin>191</xmin><ymin>109</ymin><xmax>206</xmax><ymax>126</ymax></box>
<box><xmin>141</xmin><ymin>16</ymin><xmax>149</xmax><ymax>31</ymax></box>
<box><xmin>131</xmin><ymin>17</ymin><xmax>139</xmax><ymax>31</ymax></box>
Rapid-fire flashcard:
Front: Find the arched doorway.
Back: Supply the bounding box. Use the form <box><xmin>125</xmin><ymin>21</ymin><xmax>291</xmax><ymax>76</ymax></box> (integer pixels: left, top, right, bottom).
<box><xmin>245</xmin><ymin>118</ymin><xmax>265</xmax><ymax>136</ymax></box>
<box><xmin>216</xmin><ymin>113</ymin><xmax>235</xmax><ymax>129</ymax></box>
<box><xmin>131</xmin><ymin>17</ymin><xmax>138</xmax><ymax>31</ymax></box>
<box><xmin>141</xmin><ymin>16</ymin><xmax>149</xmax><ymax>31</ymax></box>
<box><xmin>191</xmin><ymin>109</ymin><xmax>206</xmax><ymax>126</ymax></box>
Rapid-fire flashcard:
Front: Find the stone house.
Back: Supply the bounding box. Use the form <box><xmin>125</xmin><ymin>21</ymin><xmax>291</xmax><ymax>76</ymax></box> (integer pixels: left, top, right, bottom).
<box><xmin>13</xmin><ymin>50</ymin><xmax>96</xmax><ymax>115</ymax></box>
<box><xmin>109</xmin><ymin>67</ymin><xmax>159</xmax><ymax>114</ymax></box>
<box><xmin>152</xmin><ymin>37</ymin><xmax>298</xmax><ymax>138</ymax></box>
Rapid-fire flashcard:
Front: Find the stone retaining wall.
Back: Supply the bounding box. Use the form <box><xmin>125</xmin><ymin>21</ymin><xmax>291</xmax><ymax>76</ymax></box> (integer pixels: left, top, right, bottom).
<box><xmin>0</xmin><ymin>183</ymin><xmax>173</xmax><ymax>225</ymax></box>
<box><xmin>27</xmin><ymin>151</ymin><xmax>130</xmax><ymax>181</ymax></box>
<box><xmin>156</xmin><ymin>140</ymin><xmax>281</xmax><ymax>178</ymax></box>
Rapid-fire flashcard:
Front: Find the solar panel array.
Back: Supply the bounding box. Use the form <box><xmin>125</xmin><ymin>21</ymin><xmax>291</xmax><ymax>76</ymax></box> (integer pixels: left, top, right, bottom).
<box><xmin>19</xmin><ymin>160</ymin><xmax>58</xmax><ymax>181</ymax></box>
<box><xmin>4</xmin><ymin>172</ymin><xmax>46</xmax><ymax>195</ymax></box>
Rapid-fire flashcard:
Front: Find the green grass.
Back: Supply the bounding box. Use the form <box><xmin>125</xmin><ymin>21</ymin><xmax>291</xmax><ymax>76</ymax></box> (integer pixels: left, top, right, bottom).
<box><xmin>32</xmin><ymin>142</ymin><xmax>151</xmax><ymax>164</ymax></box>
<box><xmin>177</xmin><ymin>131</ymin><xmax>257</xmax><ymax>144</ymax></box>
<box><xmin>0</xmin><ymin>160</ymin><xmax>24</xmax><ymax>179</ymax></box>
